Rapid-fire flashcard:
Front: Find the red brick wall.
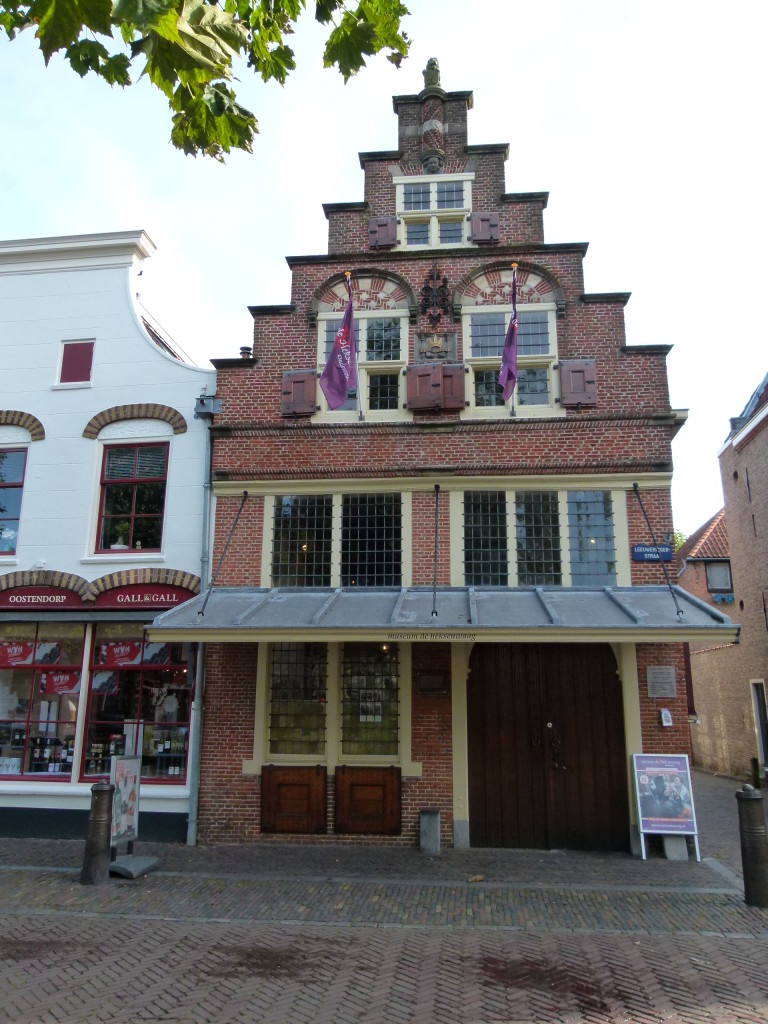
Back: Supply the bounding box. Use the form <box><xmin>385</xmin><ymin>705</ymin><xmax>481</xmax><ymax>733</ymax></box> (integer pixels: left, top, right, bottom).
<box><xmin>198</xmin><ymin>643</ymin><xmax>260</xmax><ymax>842</ymax></box>
<box><xmin>408</xmin><ymin>644</ymin><xmax>454</xmax><ymax>846</ymax></box>
<box><xmin>636</xmin><ymin>644</ymin><xmax>691</xmax><ymax>755</ymax></box>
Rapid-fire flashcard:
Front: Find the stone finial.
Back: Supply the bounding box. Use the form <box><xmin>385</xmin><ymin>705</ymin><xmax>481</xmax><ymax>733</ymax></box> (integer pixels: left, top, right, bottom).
<box><xmin>423</xmin><ymin>57</ymin><xmax>440</xmax><ymax>89</ymax></box>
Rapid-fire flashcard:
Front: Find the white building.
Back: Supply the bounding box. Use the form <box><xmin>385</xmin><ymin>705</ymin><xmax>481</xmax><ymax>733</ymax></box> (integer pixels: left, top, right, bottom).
<box><xmin>0</xmin><ymin>231</ymin><xmax>215</xmax><ymax>839</ymax></box>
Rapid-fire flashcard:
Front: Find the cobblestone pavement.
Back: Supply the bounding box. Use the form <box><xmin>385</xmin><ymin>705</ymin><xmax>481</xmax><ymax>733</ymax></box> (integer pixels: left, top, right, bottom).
<box><xmin>2</xmin><ymin>769</ymin><xmax>768</xmax><ymax>1023</ymax></box>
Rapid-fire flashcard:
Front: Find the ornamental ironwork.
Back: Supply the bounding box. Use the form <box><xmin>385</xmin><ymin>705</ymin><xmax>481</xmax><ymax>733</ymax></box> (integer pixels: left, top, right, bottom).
<box><xmin>420</xmin><ymin>263</ymin><xmax>452</xmax><ymax>327</ymax></box>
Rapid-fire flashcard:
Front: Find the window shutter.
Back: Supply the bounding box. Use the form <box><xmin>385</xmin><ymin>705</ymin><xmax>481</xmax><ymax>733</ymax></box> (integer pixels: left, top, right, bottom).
<box><xmin>335</xmin><ymin>766</ymin><xmax>401</xmax><ymax>835</ymax></box>
<box><xmin>60</xmin><ymin>340</ymin><xmax>94</xmax><ymax>383</ymax></box>
<box><xmin>261</xmin><ymin>765</ymin><xmax>327</xmax><ymax>833</ymax></box>
<box><xmin>559</xmin><ymin>359</ymin><xmax>597</xmax><ymax>407</ymax></box>
<box><xmin>470</xmin><ymin>212</ymin><xmax>500</xmax><ymax>244</ymax></box>
<box><xmin>368</xmin><ymin>216</ymin><xmax>398</xmax><ymax>249</ymax></box>
<box><xmin>281</xmin><ymin>370</ymin><xmax>317</xmax><ymax>417</ymax></box>
<box><xmin>441</xmin><ymin>363</ymin><xmax>466</xmax><ymax>409</ymax></box>
<box><xmin>405</xmin><ymin>364</ymin><xmax>442</xmax><ymax>410</ymax></box>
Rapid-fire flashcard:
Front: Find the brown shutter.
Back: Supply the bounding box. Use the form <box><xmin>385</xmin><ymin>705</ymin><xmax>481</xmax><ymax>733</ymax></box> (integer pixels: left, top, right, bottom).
<box><xmin>559</xmin><ymin>359</ymin><xmax>597</xmax><ymax>407</ymax></box>
<box><xmin>261</xmin><ymin>765</ymin><xmax>327</xmax><ymax>833</ymax></box>
<box><xmin>335</xmin><ymin>766</ymin><xmax>401</xmax><ymax>834</ymax></box>
<box><xmin>441</xmin><ymin>363</ymin><xmax>466</xmax><ymax>409</ymax></box>
<box><xmin>281</xmin><ymin>370</ymin><xmax>317</xmax><ymax>417</ymax></box>
<box><xmin>368</xmin><ymin>216</ymin><xmax>398</xmax><ymax>249</ymax></box>
<box><xmin>470</xmin><ymin>212</ymin><xmax>500</xmax><ymax>243</ymax></box>
<box><xmin>405</xmin><ymin>364</ymin><xmax>442</xmax><ymax>410</ymax></box>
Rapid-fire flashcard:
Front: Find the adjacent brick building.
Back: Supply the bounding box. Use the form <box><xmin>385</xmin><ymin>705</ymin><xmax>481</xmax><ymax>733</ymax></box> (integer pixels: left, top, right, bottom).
<box><xmin>150</xmin><ymin>60</ymin><xmax>736</xmax><ymax>852</ymax></box>
<box><xmin>679</xmin><ymin>374</ymin><xmax>767</xmax><ymax>777</ymax></box>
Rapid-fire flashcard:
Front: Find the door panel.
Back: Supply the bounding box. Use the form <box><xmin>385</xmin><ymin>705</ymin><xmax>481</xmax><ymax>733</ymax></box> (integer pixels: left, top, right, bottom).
<box><xmin>467</xmin><ymin>643</ymin><xmax>629</xmax><ymax>851</ymax></box>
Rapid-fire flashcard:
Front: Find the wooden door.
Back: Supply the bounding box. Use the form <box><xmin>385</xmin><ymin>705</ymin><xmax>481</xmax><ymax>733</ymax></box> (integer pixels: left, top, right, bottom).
<box><xmin>467</xmin><ymin>643</ymin><xmax>629</xmax><ymax>851</ymax></box>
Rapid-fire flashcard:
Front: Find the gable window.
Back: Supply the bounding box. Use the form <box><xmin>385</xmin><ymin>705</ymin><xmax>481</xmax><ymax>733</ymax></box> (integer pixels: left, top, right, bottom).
<box><xmin>0</xmin><ymin>449</ymin><xmax>26</xmax><ymax>555</ymax></box>
<box><xmin>463</xmin><ymin>305</ymin><xmax>559</xmax><ymax>417</ymax></box>
<box><xmin>271</xmin><ymin>492</ymin><xmax>402</xmax><ymax>588</ymax></box>
<box><xmin>705</xmin><ymin>560</ymin><xmax>732</xmax><ymax>593</ymax></box>
<box><xmin>96</xmin><ymin>443</ymin><xmax>168</xmax><ymax>552</ymax></box>
<box><xmin>395</xmin><ymin>174</ymin><xmax>473</xmax><ymax>249</ymax></box>
<box><xmin>59</xmin><ymin>341</ymin><xmax>94</xmax><ymax>384</ymax></box>
<box><xmin>318</xmin><ymin>314</ymin><xmax>406</xmax><ymax>417</ymax></box>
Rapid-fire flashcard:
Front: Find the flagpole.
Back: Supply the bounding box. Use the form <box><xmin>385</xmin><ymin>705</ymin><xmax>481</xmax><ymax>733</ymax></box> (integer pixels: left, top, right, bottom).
<box><xmin>346</xmin><ymin>272</ymin><xmax>363</xmax><ymax>422</ymax></box>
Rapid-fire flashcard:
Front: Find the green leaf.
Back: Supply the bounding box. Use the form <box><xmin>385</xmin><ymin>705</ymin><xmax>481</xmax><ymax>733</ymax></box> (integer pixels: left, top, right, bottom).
<box><xmin>112</xmin><ymin>0</ymin><xmax>178</xmax><ymax>32</ymax></box>
<box><xmin>29</xmin><ymin>0</ymin><xmax>113</xmax><ymax>61</ymax></box>
<box><xmin>314</xmin><ymin>0</ymin><xmax>341</xmax><ymax>25</ymax></box>
<box><xmin>323</xmin><ymin>0</ymin><xmax>409</xmax><ymax>80</ymax></box>
<box><xmin>170</xmin><ymin>80</ymin><xmax>256</xmax><ymax>159</ymax></box>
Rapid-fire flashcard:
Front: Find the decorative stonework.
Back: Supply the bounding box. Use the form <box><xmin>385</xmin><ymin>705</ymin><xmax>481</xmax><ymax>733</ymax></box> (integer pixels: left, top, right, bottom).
<box><xmin>0</xmin><ymin>570</ymin><xmax>92</xmax><ymax>599</ymax></box>
<box><xmin>315</xmin><ymin>273</ymin><xmax>416</xmax><ymax>315</ymax></box>
<box><xmin>0</xmin><ymin>410</ymin><xmax>45</xmax><ymax>441</ymax></box>
<box><xmin>91</xmin><ymin>568</ymin><xmax>200</xmax><ymax>596</ymax></box>
<box><xmin>82</xmin><ymin>404</ymin><xmax>187</xmax><ymax>439</ymax></box>
<box><xmin>458</xmin><ymin>264</ymin><xmax>561</xmax><ymax>307</ymax></box>
<box><xmin>420</xmin><ymin>263</ymin><xmax>452</xmax><ymax>326</ymax></box>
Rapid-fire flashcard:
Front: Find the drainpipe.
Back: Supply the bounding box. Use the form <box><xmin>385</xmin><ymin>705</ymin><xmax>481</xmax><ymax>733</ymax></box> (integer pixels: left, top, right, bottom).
<box><xmin>187</xmin><ymin>393</ymin><xmax>219</xmax><ymax>846</ymax></box>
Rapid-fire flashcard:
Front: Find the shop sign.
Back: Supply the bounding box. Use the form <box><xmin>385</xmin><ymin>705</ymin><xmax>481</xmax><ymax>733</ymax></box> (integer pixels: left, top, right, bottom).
<box><xmin>94</xmin><ymin>585</ymin><xmax>194</xmax><ymax>609</ymax></box>
<box><xmin>0</xmin><ymin>641</ymin><xmax>34</xmax><ymax>667</ymax></box>
<box><xmin>40</xmin><ymin>670</ymin><xmax>81</xmax><ymax>695</ymax></box>
<box><xmin>632</xmin><ymin>753</ymin><xmax>699</xmax><ymax>859</ymax></box>
<box><xmin>631</xmin><ymin>544</ymin><xmax>673</xmax><ymax>562</ymax></box>
<box><xmin>0</xmin><ymin>587</ymin><xmax>82</xmax><ymax>608</ymax></box>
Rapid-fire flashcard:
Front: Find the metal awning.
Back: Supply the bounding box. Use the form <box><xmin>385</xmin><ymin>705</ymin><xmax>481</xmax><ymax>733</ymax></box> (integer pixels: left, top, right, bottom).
<box><xmin>146</xmin><ymin>586</ymin><xmax>739</xmax><ymax>644</ymax></box>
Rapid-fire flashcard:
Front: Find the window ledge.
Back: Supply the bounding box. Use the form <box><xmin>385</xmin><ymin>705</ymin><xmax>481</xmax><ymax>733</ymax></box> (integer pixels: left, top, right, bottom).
<box><xmin>51</xmin><ymin>382</ymin><xmax>93</xmax><ymax>390</ymax></box>
<box><xmin>81</xmin><ymin>554</ymin><xmax>166</xmax><ymax>565</ymax></box>
<box><xmin>0</xmin><ymin>557</ymin><xmax>19</xmax><ymax>565</ymax></box>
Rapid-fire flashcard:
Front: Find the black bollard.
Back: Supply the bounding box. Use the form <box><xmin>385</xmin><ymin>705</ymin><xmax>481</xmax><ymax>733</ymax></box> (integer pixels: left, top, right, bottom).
<box><xmin>736</xmin><ymin>784</ymin><xmax>768</xmax><ymax>907</ymax></box>
<box><xmin>81</xmin><ymin>781</ymin><xmax>115</xmax><ymax>885</ymax></box>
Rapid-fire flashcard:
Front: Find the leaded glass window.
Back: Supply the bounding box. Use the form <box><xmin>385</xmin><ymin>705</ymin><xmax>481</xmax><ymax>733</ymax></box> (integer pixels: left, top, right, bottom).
<box><xmin>341</xmin><ymin>494</ymin><xmax>401</xmax><ymax>587</ymax></box>
<box><xmin>515</xmin><ymin>491</ymin><xmax>562</xmax><ymax>585</ymax></box>
<box><xmin>567</xmin><ymin>491</ymin><xmax>616</xmax><ymax>585</ymax></box>
<box><xmin>341</xmin><ymin>643</ymin><xmax>399</xmax><ymax>755</ymax></box>
<box><xmin>464</xmin><ymin>491</ymin><xmax>508</xmax><ymax>585</ymax></box>
<box><xmin>272</xmin><ymin>495</ymin><xmax>333</xmax><ymax>586</ymax></box>
<box><xmin>269</xmin><ymin>643</ymin><xmax>327</xmax><ymax>755</ymax></box>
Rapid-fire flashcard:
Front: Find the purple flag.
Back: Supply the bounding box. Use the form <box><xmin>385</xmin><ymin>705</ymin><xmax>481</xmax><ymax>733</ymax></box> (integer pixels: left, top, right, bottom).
<box><xmin>320</xmin><ymin>284</ymin><xmax>356</xmax><ymax>410</ymax></box>
<box><xmin>498</xmin><ymin>265</ymin><xmax>518</xmax><ymax>402</ymax></box>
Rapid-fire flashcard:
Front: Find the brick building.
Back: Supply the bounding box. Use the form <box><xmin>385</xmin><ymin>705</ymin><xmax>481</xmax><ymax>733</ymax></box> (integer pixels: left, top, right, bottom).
<box><xmin>678</xmin><ymin>374</ymin><xmax>767</xmax><ymax>777</ymax></box>
<box><xmin>149</xmin><ymin>61</ymin><xmax>736</xmax><ymax>852</ymax></box>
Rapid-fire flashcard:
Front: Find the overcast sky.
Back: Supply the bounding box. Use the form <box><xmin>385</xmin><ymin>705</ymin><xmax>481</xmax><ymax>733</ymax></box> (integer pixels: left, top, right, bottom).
<box><xmin>1</xmin><ymin>0</ymin><xmax>765</xmax><ymax>537</ymax></box>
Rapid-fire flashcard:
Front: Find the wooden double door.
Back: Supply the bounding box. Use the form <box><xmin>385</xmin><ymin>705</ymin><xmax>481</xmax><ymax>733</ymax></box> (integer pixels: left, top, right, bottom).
<box><xmin>467</xmin><ymin>643</ymin><xmax>629</xmax><ymax>851</ymax></box>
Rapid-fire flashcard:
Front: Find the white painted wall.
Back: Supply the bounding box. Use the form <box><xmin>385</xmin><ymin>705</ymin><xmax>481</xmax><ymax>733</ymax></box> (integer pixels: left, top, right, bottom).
<box><xmin>0</xmin><ymin>231</ymin><xmax>215</xmax><ymax>579</ymax></box>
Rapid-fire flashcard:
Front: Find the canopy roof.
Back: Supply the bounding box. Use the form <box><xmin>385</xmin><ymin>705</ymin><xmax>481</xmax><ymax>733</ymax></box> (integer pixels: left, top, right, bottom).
<box><xmin>147</xmin><ymin>586</ymin><xmax>739</xmax><ymax>645</ymax></box>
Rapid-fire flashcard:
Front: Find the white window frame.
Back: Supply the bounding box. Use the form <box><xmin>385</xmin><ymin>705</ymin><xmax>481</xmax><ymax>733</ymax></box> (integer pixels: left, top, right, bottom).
<box><xmin>394</xmin><ymin>173</ymin><xmax>474</xmax><ymax>250</ymax></box>
<box><xmin>315</xmin><ymin>313</ymin><xmax>408</xmax><ymax>421</ymax></box>
<box><xmin>451</xmin><ymin>486</ymin><xmax>626</xmax><ymax>588</ymax></box>
<box><xmin>461</xmin><ymin>303</ymin><xmax>563</xmax><ymax>419</ymax></box>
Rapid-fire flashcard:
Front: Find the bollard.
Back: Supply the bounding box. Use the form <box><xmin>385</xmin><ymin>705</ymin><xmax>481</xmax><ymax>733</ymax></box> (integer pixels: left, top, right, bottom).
<box><xmin>81</xmin><ymin>781</ymin><xmax>115</xmax><ymax>885</ymax></box>
<box><xmin>736</xmin><ymin>784</ymin><xmax>768</xmax><ymax>907</ymax></box>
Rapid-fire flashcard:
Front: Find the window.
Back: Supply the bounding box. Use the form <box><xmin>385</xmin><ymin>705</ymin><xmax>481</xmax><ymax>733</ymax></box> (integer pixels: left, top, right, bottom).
<box><xmin>59</xmin><ymin>341</ymin><xmax>94</xmax><ymax>384</ymax></box>
<box><xmin>460</xmin><ymin>489</ymin><xmax>618</xmax><ymax>587</ymax></box>
<box><xmin>271</xmin><ymin>492</ymin><xmax>402</xmax><ymax>588</ymax></box>
<box><xmin>0</xmin><ymin>449</ymin><xmax>26</xmax><ymax>555</ymax></box>
<box><xmin>272</xmin><ymin>495</ymin><xmax>333</xmax><ymax>586</ymax></box>
<box><xmin>341</xmin><ymin>494</ymin><xmax>402</xmax><ymax>586</ymax></box>
<box><xmin>0</xmin><ymin>623</ymin><xmax>83</xmax><ymax>777</ymax></box>
<box><xmin>706</xmin><ymin>560</ymin><xmax>732</xmax><ymax>593</ymax></box>
<box><xmin>516</xmin><ymin>491</ymin><xmax>562</xmax><ymax>585</ymax></box>
<box><xmin>97</xmin><ymin>444</ymin><xmax>168</xmax><ymax>552</ymax></box>
<box><xmin>567</xmin><ymin>491</ymin><xmax>617</xmax><ymax>585</ymax></box>
<box><xmin>464</xmin><ymin>491</ymin><xmax>508</xmax><ymax>585</ymax></box>
<box><xmin>318</xmin><ymin>314</ymin><xmax>406</xmax><ymax>417</ymax></box>
<box><xmin>341</xmin><ymin>643</ymin><xmax>399</xmax><ymax>755</ymax></box>
<box><xmin>463</xmin><ymin>306</ymin><xmax>559</xmax><ymax>416</ymax></box>
<box><xmin>395</xmin><ymin>174</ymin><xmax>472</xmax><ymax>249</ymax></box>
<box><xmin>84</xmin><ymin>624</ymin><xmax>193</xmax><ymax>780</ymax></box>
<box><xmin>269</xmin><ymin>643</ymin><xmax>327</xmax><ymax>755</ymax></box>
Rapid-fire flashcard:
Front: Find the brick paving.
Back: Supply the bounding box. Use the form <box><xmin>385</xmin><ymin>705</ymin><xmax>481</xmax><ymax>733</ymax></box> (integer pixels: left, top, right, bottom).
<box><xmin>2</xmin><ymin>769</ymin><xmax>768</xmax><ymax>1023</ymax></box>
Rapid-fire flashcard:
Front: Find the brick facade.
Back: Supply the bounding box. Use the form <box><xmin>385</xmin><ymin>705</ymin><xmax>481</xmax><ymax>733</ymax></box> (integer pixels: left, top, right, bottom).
<box><xmin>193</xmin><ymin>62</ymin><xmax>708</xmax><ymax>850</ymax></box>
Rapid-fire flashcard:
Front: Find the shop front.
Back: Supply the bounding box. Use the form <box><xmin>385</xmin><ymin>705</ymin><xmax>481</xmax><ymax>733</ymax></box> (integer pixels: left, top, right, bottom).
<box><xmin>0</xmin><ymin>580</ymin><xmax>198</xmax><ymax>839</ymax></box>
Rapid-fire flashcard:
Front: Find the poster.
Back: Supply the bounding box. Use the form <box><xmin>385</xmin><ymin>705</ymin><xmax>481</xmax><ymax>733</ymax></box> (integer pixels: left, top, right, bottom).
<box><xmin>632</xmin><ymin>753</ymin><xmax>697</xmax><ymax>837</ymax></box>
<box><xmin>110</xmin><ymin>755</ymin><xmax>141</xmax><ymax>844</ymax></box>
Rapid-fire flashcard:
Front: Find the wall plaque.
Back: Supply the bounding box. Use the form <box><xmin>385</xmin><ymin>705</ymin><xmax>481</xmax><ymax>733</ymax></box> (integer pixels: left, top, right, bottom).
<box><xmin>647</xmin><ymin>665</ymin><xmax>677</xmax><ymax>698</ymax></box>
